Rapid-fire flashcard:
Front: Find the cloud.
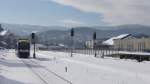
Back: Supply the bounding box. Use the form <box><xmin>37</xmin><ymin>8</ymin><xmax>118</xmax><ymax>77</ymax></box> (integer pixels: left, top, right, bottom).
<box><xmin>51</xmin><ymin>0</ymin><xmax>150</xmax><ymax>26</ymax></box>
<box><xmin>59</xmin><ymin>19</ymin><xmax>86</xmax><ymax>27</ymax></box>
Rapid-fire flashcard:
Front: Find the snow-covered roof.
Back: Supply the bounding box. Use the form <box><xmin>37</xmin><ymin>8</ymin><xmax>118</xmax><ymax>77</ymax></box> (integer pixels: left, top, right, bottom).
<box><xmin>0</xmin><ymin>30</ymin><xmax>8</xmax><ymax>36</ymax></box>
<box><xmin>103</xmin><ymin>34</ymin><xmax>130</xmax><ymax>45</ymax></box>
<box><xmin>58</xmin><ymin>43</ymin><xmax>65</xmax><ymax>47</ymax></box>
<box><xmin>35</xmin><ymin>44</ymin><xmax>47</xmax><ymax>48</ymax></box>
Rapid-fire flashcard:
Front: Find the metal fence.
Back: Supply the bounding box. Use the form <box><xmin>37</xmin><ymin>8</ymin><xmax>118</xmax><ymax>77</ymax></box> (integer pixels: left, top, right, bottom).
<box><xmin>48</xmin><ymin>48</ymin><xmax>119</xmax><ymax>58</ymax></box>
<box><xmin>45</xmin><ymin>48</ymin><xmax>150</xmax><ymax>62</ymax></box>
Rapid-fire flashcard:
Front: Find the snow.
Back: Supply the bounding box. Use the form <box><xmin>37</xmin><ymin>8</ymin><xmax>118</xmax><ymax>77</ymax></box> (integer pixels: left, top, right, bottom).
<box><xmin>0</xmin><ymin>30</ymin><xmax>8</xmax><ymax>36</ymax></box>
<box><xmin>35</xmin><ymin>44</ymin><xmax>47</xmax><ymax>49</ymax></box>
<box><xmin>1</xmin><ymin>49</ymin><xmax>150</xmax><ymax>84</ymax></box>
<box><xmin>0</xmin><ymin>50</ymin><xmax>46</xmax><ymax>84</ymax></box>
<box><xmin>1</xmin><ymin>41</ymin><xmax>7</xmax><ymax>45</ymax></box>
<box><xmin>119</xmin><ymin>51</ymin><xmax>150</xmax><ymax>56</ymax></box>
<box><xmin>58</xmin><ymin>43</ymin><xmax>65</xmax><ymax>47</ymax></box>
<box><xmin>103</xmin><ymin>34</ymin><xmax>129</xmax><ymax>45</ymax></box>
<box><xmin>35</xmin><ymin>51</ymin><xmax>150</xmax><ymax>84</ymax></box>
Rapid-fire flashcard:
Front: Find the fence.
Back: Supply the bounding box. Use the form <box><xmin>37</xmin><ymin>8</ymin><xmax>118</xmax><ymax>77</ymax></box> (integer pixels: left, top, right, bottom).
<box><xmin>45</xmin><ymin>48</ymin><xmax>150</xmax><ymax>62</ymax></box>
<box><xmin>48</xmin><ymin>48</ymin><xmax>119</xmax><ymax>58</ymax></box>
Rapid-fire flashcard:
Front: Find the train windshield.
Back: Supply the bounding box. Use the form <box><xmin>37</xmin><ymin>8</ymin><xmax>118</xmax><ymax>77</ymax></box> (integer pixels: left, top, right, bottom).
<box><xmin>18</xmin><ymin>42</ymin><xmax>30</xmax><ymax>50</ymax></box>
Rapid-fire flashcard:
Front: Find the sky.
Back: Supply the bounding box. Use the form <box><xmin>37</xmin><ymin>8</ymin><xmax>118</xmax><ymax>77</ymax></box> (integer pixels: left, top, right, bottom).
<box><xmin>0</xmin><ymin>0</ymin><xmax>149</xmax><ymax>27</ymax></box>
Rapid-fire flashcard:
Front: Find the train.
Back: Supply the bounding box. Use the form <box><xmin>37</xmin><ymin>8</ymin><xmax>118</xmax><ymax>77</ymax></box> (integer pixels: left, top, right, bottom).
<box><xmin>16</xmin><ymin>39</ymin><xmax>30</xmax><ymax>58</ymax></box>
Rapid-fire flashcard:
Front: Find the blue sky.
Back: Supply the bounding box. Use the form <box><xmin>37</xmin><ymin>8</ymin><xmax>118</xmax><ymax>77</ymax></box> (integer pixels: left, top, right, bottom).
<box><xmin>0</xmin><ymin>0</ymin><xmax>104</xmax><ymax>27</ymax></box>
<box><xmin>0</xmin><ymin>0</ymin><xmax>149</xmax><ymax>27</ymax></box>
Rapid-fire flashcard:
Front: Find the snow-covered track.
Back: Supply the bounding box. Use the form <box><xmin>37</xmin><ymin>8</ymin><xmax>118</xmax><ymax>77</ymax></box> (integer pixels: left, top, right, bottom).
<box><xmin>21</xmin><ymin>59</ymin><xmax>49</xmax><ymax>84</ymax></box>
<box><xmin>29</xmin><ymin>59</ymin><xmax>73</xmax><ymax>84</ymax></box>
<box><xmin>21</xmin><ymin>59</ymin><xmax>72</xmax><ymax>84</ymax></box>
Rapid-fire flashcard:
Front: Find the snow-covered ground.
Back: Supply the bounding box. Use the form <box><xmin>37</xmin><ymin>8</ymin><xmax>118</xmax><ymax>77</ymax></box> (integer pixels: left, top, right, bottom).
<box><xmin>1</xmin><ymin>49</ymin><xmax>150</xmax><ymax>84</ymax></box>
<box><xmin>0</xmin><ymin>50</ymin><xmax>47</xmax><ymax>84</ymax></box>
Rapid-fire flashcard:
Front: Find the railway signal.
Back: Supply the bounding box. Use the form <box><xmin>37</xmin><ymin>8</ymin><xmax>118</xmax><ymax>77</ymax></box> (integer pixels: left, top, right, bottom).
<box><xmin>93</xmin><ymin>32</ymin><xmax>97</xmax><ymax>57</ymax></box>
<box><xmin>71</xmin><ymin>28</ymin><xmax>74</xmax><ymax>37</ymax></box>
<box><xmin>93</xmin><ymin>32</ymin><xmax>96</xmax><ymax>40</ymax></box>
<box><xmin>70</xmin><ymin>28</ymin><xmax>74</xmax><ymax>57</ymax></box>
<box><xmin>31</xmin><ymin>32</ymin><xmax>36</xmax><ymax>58</ymax></box>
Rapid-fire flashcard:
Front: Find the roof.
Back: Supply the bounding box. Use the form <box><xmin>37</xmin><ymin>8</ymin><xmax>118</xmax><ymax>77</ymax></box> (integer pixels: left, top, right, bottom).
<box><xmin>0</xmin><ymin>30</ymin><xmax>8</xmax><ymax>36</ymax></box>
<box><xmin>103</xmin><ymin>34</ymin><xmax>130</xmax><ymax>45</ymax></box>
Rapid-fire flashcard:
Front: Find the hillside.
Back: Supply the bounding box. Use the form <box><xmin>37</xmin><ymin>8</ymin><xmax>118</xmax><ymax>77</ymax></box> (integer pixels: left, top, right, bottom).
<box><xmin>1</xmin><ymin>23</ymin><xmax>150</xmax><ymax>48</ymax></box>
<box><xmin>0</xmin><ymin>24</ymin><xmax>16</xmax><ymax>48</ymax></box>
<box><xmin>37</xmin><ymin>24</ymin><xmax>150</xmax><ymax>47</ymax></box>
<box><xmin>2</xmin><ymin>23</ymin><xmax>67</xmax><ymax>36</ymax></box>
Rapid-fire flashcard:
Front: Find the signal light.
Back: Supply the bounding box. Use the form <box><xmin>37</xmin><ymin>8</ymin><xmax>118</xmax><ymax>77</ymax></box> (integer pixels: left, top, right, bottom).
<box><xmin>93</xmin><ymin>32</ymin><xmax>96</xmax><ymax>40</ymax></box>
<box><xmin>31</xmin><ymin>33</ymin><xmax>35</xmax><ymax>39</ymax></box>
<box><xmin>71</xmin><ymin>28</ymin><xmax>74</xmax><ymax>37</ymax></box>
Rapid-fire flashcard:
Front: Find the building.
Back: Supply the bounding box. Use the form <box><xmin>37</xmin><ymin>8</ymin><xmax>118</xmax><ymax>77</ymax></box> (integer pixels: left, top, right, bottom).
<box><xmin>35</xmin><ymin>44</ymin><xmax>47</xmax><ymax>50</ymax></box>
<box><xmin>85</xmin><ymin>39</ymin><xmax>106</xmax><ymax>49</ymax></box>
<box><xmin>102</xmin><ymin>34</ymin><xmax>130</xmax><ymax>49</ymax></box>
<box><xmin>114</xmin><ymin>34</ymin><xmax>150</xmax><ymax>52</ymax></box>
<box><xmin>85</xmin><ymin>40</ymin><xmax>94</xmax><ymax>48</ymax></box>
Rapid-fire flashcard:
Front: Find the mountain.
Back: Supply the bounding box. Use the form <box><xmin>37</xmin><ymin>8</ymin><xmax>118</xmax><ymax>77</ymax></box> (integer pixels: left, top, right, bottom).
<box><xmin>38</xmin><ymin>24</ymin><xmax>150</xmax><ymax>40</ymax></box>
<box><xmin>2</xmin><ymin>23</ymin><xmax>150</xmax><ymax>37</ymax></box>
<box><xmin>1</xmin><ymin>23</ymin><xmax>150</xmax><ymax>48</ymax></box>
<box><xmin>1</xmin><ymin>23</ymin><xmax>67</xmax><ymax>36</ymax></box>
<box><xmin>0</xmin><ymin>24</ymin><xmax>4</xmax><ymax>31</ymax></box>
<box><xmin>0</xmin><ymin>24</ymin><xmax>17</xmax><ymax>48</ymax></box>
<box><xmin>92</xmin><ymin>24</ymin><xmax>150</xmax><ymax>38</ymax></box>
<box><xmin>37</xmin><ymin>24</ymin><xmax>150</xmax><ymax>48</ymax></box>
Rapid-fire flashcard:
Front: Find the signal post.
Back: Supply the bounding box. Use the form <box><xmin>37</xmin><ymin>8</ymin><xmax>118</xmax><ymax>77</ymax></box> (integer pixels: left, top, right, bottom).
<box><xmin>31</xmin><ymin>32</ymin><xmax>36</xmax><ymax>58</ymax></box>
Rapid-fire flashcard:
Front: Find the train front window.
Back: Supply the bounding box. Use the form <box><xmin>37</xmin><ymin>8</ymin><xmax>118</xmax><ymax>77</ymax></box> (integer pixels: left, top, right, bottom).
<box><xmin>18</xmin><ymin>42</ymin><xmax>30</xmax><ymax>50</ymax></box>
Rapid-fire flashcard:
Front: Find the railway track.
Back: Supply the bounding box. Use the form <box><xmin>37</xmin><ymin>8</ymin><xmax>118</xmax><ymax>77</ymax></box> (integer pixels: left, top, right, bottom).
<box><xmin>21</xmin><ymin>58</ymin><xmax>72</xmax><ymax>84</ymax></box>
<box><xmin>21</xmin><ymin>59</ymin><xmax>49</xmax><ymax>84</ymax></box>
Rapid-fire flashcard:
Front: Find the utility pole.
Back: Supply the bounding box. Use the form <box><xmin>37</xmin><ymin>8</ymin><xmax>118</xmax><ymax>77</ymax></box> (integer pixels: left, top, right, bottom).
<box><xmin>70</xmin><ymin>28</ymin><xmax>74</xmax><ymax>57</ymax></box>
<box><xmin>31</xmin><ymin>32</ymin><xmax>36</xmax><ymax>58</ymax></box>
<box><xmin>93</xmin><ymin>32</ymin><xmax>97</xmax><ymax>57</ymax></box>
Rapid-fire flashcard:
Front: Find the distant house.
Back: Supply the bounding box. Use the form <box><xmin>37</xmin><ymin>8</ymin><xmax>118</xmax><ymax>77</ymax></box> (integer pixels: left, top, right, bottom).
<box><xmin>85</xmin><ymin>38</ymin><xmax>107</xmax><ymax>49</ymax></box>
<box><xmin>102</xmin><ymin>34</ymin><xmax>130</xmax><ymax>49</ymax></box>
<box><xmin>85</xmin><ymin>40</ymin><xmax>94</xmax><ymax>48</ymax></box>
<box><xmin>114</xmin><ymin>34</ymin><xmax>150</xmax><ymax>52</ymax></box>
<box><xmin>35</xmin><ymin>44</ymin><xmax>47</xmax><ymax>50</ymax></box>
